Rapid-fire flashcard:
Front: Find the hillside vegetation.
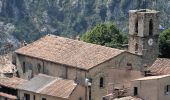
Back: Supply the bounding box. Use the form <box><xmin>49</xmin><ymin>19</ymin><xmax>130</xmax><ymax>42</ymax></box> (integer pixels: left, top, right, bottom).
<box><xmin>0</xmin><ymin>0</ymin><xmax>170</xmax><ymax>54</ymax></box>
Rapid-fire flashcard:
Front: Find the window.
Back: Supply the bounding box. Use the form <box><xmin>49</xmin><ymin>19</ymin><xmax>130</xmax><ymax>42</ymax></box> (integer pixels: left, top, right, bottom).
<box><xmin>134</xmin><ymin>87</ymin><xmax>138</xmax><ymax>96</ymax></box>
<box><xmin>79</xmin><ymin>97</ymin><xmax>82</xmax><ymax>100</ymax></box>
<box><xmin>135</xmin><ymin>43</ymin><xmax>138</xmax><ymax>52</ymax></box>
<box><xmin>102</xmin><ymin>97</ymin><xmax>107</xmax><ymax>100</ymax></box>
<box><xmin>135</xmin><ymin>20</ymin><xmax>138</xmax><ymax>33</ymax></box>
<box><xmin>100</xmin><ymin>77</ymin><xmax>104</xmax><ymax>88</ymax></box>
<box><xmin>127</xmin><ymin>63</ymin><xmax>132</xmax><ymax>66</ymax></box>
<box><xmin>37</xmin><ymin>64</ymin><xmax>41</xmax><ymax>73</ymax></box>
<box><xmin>127</xmin><ymin>63</ymin><xmax>132</xmax><ymax>70</ymax></box>
<box><xmin>33</xmin><ymin>95</ymin><xmax>35</xmax><ymax>100</ymax></box>
<box><xmin>88</xmin><ymin>86</ymin><xmax>91</xmax><ymax>100</ymax></box>
<box><xmin>23</xmin><ymin>62</ymin><xmax>26</xmax><ymax>73</ymax></box>
<box><xmin>42</xmin><ymin>98</ymin><xmax>46</xmax><ymax>100</ymax></box>
<box><xmin>165</xmin><ymin>85</ymin><xmax>170</xmax><ymax>95</ymax></box>
<box><xmin>149</xmin><ymin>19</ymin><xmax>153</xmax><ymax>35</ymax></box>
<box><xmin>24</xmin><ymin>93</ymin><xmax>30</xmax><ymax>100</ymax></box>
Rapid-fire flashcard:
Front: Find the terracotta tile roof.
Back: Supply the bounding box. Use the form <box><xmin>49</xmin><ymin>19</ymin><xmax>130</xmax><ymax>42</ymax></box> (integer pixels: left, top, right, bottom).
<box><xmin>15</xmin><ymin>34</ymin><xmax>125</xmax><ymax>70</ymax></box>
<box><xmin>39</xmin><ymin>78</ymin><xmax>77</xmax><ymax>99</ymax></box>
<box><xmin>18</xmin><ymin>74</ymin><xmax>56</xmax><ymax>92</ymax></box>
<box><xmin>0</xmin><ymin>92</ymin><xmax>17</xmax><ymax>100</ymax></box>
<box><xmin>148</xmin><ymin>58</ymin><xmax>170</xmax><ymax>75</ymax></box>
<box><xmin>0</xmin><ymin>77</ymin><xmax>27</xmax><ymax>89</ymax></box>
<box><xmin>19</xmin><ymin>74</ymin><xmax>78</xmax><ymax>99</ymax></box>
<box><xmin>134</xmin><ymin>74</ymin><xmax>170</xmax><ymax>81</ymax></box>
<box><xmin>114</xmin><ymin>96</ymin><xmax>142</xmax><ymax>100</ymax></box>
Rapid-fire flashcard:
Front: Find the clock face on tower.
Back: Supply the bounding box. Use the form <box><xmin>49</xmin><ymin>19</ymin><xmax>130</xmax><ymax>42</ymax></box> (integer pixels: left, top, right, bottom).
<box><xmin>148</xmin><ymin>38</ymin><xmax>153</xmax><ymax>46</ymax></box>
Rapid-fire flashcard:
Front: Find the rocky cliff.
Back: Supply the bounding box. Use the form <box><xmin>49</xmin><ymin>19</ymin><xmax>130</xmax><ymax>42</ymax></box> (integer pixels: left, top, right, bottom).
<box><xmin>0</xmin><ymin>0</ymin><xmax>170</xmax><ymax>54</ymax></box>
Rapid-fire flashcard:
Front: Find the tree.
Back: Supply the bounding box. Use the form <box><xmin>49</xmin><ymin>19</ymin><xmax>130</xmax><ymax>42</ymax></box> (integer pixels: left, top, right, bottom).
<box><xmin>159</xmin><ymin>28</ymin><xmax>170</xmax><ymax>58</ymax></box>
<box><xmin>81</xmin><ymin>23</ymin><xmax>127</xmax><ymax>49</ymax></box>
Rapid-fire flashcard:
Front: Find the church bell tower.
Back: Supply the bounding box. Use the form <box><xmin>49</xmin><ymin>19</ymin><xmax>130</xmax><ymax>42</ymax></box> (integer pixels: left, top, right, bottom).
<box><xmin>128</xmin><ymin>9</ymin><xmax>160</xmax><ymax>66</ymax></box>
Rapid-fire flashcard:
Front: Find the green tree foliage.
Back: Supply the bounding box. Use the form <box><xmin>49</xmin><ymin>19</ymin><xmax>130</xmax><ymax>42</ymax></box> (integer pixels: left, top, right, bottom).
<box><xmin>81</xmin><ymin>23</ymin><xmax>127</xmax><ymax>49</ymax></box>
<box><xmin>159</xmin><ymin>28</ymin><xmax>170</xmax><ymax>58</ymax></box>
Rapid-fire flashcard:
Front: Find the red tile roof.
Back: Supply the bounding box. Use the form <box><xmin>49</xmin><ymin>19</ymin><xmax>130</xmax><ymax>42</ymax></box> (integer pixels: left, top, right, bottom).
<box><xmin>39</xmin><ymin>78</ymin><xmax>77</xmax><ymax>99</ymax></box>
<box><xmin>114</xmin><ymin>96</ymin><xmax>142</xmax><ymax>100</ymax></box>
<box><xmin>19</xmin><ymin>74</ymin><xmax>78</xmax><ymax>99</ymax></box>
<box><xmin>135</xmin><ymin>74</ymin><xmax>170</xmax><ymax>81</ymax></box>
<box><xmin>0</xmin><ymin>92</ymin><xmax>17</xmax><ymax>100</ymax></box>
<box><xmin>15</xmin><ymin>34</ymin><xmax>125</xmax><ymax>70</ymax></box>
<box><xmin>148</xmin><ymin>58</ymin><xmax>170</xmax><ymax>75</ymax></box>
<box><xmin>0</xmin><ymin>77</ymin><xmax>27</xmax><ymax>89</ymax></box>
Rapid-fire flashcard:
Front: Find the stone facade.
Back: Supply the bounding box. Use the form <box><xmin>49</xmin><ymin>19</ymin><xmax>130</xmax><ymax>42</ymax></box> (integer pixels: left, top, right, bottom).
<box><xmin>16</xmin><ymin>54</ymin><xmax>86</xmax><ymax>84</ymax></box>
<box><xmin>87</xmin><ymin>52</ymin><xmax>143</xmax><ymax>100</ymax></box>
<box><xmin>15</xmin><ymin>51</ymin><xmax>143</xmax><ymax>100</ymax></box>
<box><xmin>128</xmin><ymin>9</ymin><xmax>160</xmax><ymax>67</ymax></box>
<box><xmin>18</xmin><ymin>85</ymin><xmax>86</xmax><ymax>100</ymax></box>
<box><xmin>132</xmin><ymin>75</ymin><xmax>170</xmax><ymax>100</ymax></box>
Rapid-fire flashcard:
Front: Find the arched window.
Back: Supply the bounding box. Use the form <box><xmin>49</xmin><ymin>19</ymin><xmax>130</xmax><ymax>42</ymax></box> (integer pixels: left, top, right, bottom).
<box><xmin>149</xmin><ymin>19</ymin><xmax>153</xmax><ymax>35</ymax></box>
<box><xmin>135</xmin><ymin>20</ymin><xmax>138</xmax><ymax>33</ymax></box>
<box><xmin>135</xmin><ymin>43</ymin><xmax>138</xmax><ymax>52</ymax></box>
<box><xmin>37</xmin><ymin>64</ymin><xmax>41</xmax><ymax>73</ymax></box>
<box><xmin>100</xmin><ymin>77</ymin><xmax>104</xmax><ymax>88</ymax></box>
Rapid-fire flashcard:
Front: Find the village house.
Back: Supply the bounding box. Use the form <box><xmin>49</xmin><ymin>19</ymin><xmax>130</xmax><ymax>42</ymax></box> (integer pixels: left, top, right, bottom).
<box><xmin>13</xmin><ymin>9</ymin><xmax>160</xmax><ymax>100</ymax></box>
<box><xmin>131</xmin><ymin>74</ymin><xmax>170</xmax><ymax>100</ymax></box>
<box><xmin>0</xmin><ymin>76</ymin><xmax>26</xmax><ymax>100</ymax></box>
<box><xmin>110</xmin><ymin>75</ymin><xmax>170</xmax><ymax>100</ymax></box>
<box><xmin>17</xmin><ymin>74</ymin><xmax>85</xmax><ymax>100</ymax></box>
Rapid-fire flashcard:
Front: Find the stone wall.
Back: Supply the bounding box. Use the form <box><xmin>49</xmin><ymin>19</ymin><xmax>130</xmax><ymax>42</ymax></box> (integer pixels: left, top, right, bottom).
<box><xmin>15</xmin><ymin>51</ymin><xmax>143</xmax><ymax>100</ymax></box>
<box><xmin>87</xmin><ymin>52</ymin><xmax>143</xmax><ymax>100</ymax></box>
<box><xmin>16</xmin><ymin>54</ymin><xmax>86</xmax><ymax>84</ymax></box>
<box><xmin>132</xmin><ymin>76</ymin><xmax>170</xmax><ymax>100</ymax></box>
<box><xmin>18</xmin><ymin>85</ymin><xmax>85</xmax><ymax>100</ymax></box>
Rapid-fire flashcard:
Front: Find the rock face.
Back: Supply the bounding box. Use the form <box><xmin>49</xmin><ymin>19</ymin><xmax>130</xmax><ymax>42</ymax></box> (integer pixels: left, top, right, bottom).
<box><xmin>0</xmin><ymin>0</ymin><xmax>170</xmax><ymax>54</ymax></box>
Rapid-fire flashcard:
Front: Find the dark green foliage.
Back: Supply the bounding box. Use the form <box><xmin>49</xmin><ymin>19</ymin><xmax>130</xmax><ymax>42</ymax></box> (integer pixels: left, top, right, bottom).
<box><xmin>159</xmin><ymin>28</ymin><xmax>170</xmax><ymax>58</ymax></box>
<box><xmin>81</xmin><ymin>23</ymin><xmax>127</xmax><ymax>49</ymax></box>
<box><xmin>0</xmin><ymin>0</ymin><xmax>170</xmax><ymax>46</ymax></box>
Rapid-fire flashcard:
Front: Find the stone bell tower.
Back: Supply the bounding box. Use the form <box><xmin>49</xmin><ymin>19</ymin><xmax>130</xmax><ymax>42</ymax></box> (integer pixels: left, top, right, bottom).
<box><xmin>128</xmin><ymin>9</ymin><xmax>160</xmax><ymax>67</ymax></box>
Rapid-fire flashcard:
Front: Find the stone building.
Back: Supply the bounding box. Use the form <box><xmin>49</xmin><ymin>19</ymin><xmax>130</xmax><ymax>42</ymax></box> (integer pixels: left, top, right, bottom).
<box><xmin>128</xmin><ymin>9</ymin><xmax>160</xmax><ymax>67</ymax></box>
<box><xmin>17</xmin><ymin>74</ymin><xmax>85</xmax><ymax>100</ymax></box>
<box><xmin>132</xmin><ymin>75</ymin><xmax>170</xmax><ymax>100</ymax></box>
<box><xmin>0</xmin><ymin>76</ymin><xmax>27</xmax><ymax>100</ymax></box>
<box><xmin>14</xmin><ymin>9</ymin><xmax>160</xmax><ymax>100</ymax></box>
<box><xmin>15</xmin><ymin>34</ymin><xmax>143</xmax><ymax>100</ymax></box>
